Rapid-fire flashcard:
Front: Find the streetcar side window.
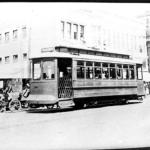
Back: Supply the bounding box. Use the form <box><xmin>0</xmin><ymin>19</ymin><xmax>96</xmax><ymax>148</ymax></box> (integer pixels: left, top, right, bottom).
<box><xmin>109</xmin><ymin>63</ymin><xmax>116</xmax><ymax>79</ymax></box>
<box><xmin>77</xmin><ymin>61</ymin><xmax>85</xmax><ymax>79</ymax></box>
<box><xmin>136</xmin><ymin>65</ymin><xmax>142</xmax><ymax>80</ymax></box>
<box><xmin>33</xmin><ymin>61</ymin><xmax>41</xmax><ymax>80</ymax></box>
<box><xmin>129</xmin><ymin>65</ymin><xmax>135</xmax><ymax>79</ymax></box>
<box><xmin>42</xmin><ymin>60</ymin><xmax>55</xmax><ymax>80</ymax></box>
<box><xmin>116</xmin><ymin>64</ymin><xmax>123</xmax><ymax>79</ymax></box>
<box><xmin>102</xmin><ymin>63</ymin><xmax>109</xmax><ymax>79</ymax></box>
<box><xmin>123</xmin><ymin>65</ymin><xmax>129</xmax><ymax>80</ymax></box>
<box><xmin>86</xmin><ymin>61</ymin><xmax>93</xmax><ymax>79</ymax></box>
<box><xmin>94</xmin><ymin>62</ymin><xmax>102</xmax><ymax>79</ymax></box>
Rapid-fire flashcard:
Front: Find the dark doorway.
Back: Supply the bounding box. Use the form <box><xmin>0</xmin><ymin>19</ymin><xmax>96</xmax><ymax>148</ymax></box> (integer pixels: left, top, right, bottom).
<box><xmin>58</xmin><ymin>58</ymin><xmax>73</xmax><ymax>98</ymax></box>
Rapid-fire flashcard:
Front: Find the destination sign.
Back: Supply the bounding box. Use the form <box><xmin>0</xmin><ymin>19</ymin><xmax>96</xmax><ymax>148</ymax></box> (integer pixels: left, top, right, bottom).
<box><xmin>41</xmin><ymin>47</ymin><xmax>54</xmax><ymax>52</ymax></box>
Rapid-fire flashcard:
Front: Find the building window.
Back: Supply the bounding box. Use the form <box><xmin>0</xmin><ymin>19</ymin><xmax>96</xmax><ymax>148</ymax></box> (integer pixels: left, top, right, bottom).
<box><xmin>5</xmin><ymin>32</ymin><xmax>9</xmax><ymax>41</ymax></box>
<box><xmin>66</xmin><ymin>22</ymin><xmax>71</xmax><ymax>39</ymax></box>
<box><xmin>61</xmin><ymin>21</ymin><xmax>65</xmax><ymax>38</ymax></box>
<box><xmin>13</xmin><ymin>30</ymin><xmax>18</xmax><ymax>39</ymax></box>
<box><xmin>13</xmin><ymin>54</ymin><xmax>18</xmax><ymax>62</ymax></box>
<box><xmin>23</xmin><ymin>53</ymin><xmax>27</xmax><ymax>60</ymax></box>
<box><xmin>22</xmin><ymin>27</ymin><xmax>27</xmax><ymax>38</ymax></box>
<box><xmin>5</xmin><ymin>56</ymin><xmax>10</xmax><ymax>63</ymax></box>
<box><xmin>73</xmin><ymin>24</ymin><xmax>78</xmax><ymax>40</ymax></box>
<box><xmin>80</xmin><ymin>25</ymin><xmax>84</xmax><ymax>40</ymax></box>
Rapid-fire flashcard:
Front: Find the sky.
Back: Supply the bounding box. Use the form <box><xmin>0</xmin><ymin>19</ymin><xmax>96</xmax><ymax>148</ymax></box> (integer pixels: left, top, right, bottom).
<box><xmin>0</xmin><ymin>3</ymin><xmax>149</xmax><ymax>22</ymax></box>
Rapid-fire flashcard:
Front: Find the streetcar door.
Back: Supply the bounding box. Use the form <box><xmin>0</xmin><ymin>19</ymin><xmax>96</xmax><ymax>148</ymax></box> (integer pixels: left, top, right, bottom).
<box><xmin>58</xmin><ymin>58</ymin><xmax>73</xmax><ymax>98</ymax></box>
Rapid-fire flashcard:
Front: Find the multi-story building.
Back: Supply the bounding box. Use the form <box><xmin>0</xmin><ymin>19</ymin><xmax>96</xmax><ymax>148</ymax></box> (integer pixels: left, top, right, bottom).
<box><xmin>0</xmin><ymin>5</ymin><xmax>147</xmax><ymax>90</ymax></box>
<box><xmin>138</xmin><ymin>11</ymin><xmax>150</xmax><ymax>82</ymax></box>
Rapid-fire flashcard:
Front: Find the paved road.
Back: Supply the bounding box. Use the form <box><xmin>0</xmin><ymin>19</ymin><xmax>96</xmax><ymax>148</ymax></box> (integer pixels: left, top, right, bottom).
<box><xmin>0</xmin><ymin>96</ymin><xmax>150</xmax><ymax>150</ymax></box>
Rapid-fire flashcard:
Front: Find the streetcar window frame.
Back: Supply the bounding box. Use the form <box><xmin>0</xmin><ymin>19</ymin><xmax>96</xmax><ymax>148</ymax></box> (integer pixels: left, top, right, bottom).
<box><xmin>129</xmin><ymin>65</ymin><xmax>135</xmax><ymax>80</ymax></box>
<box><xmin>76</xmin><ymin>60</ymin><xmax>138</xmax><ymax>81</ymax></box>
<box><xmin>102</xmin><ymin>63</ymin><xmax>109</xmax><ymax>79</ymax></box>
<box><xmin>33</xmin><ymin>60</ymin><xmax>42</xmax><ymax>80</ymax></box>
<box><xmin>136</xmin><ymin>64</ymin><xmax>143</xmax><ymax>80</ymax></box>
<box><xmin>109</xmin><ymin>63</ymin><xmax>116</xmax><ymax>79</ymax></box>
<box><xmin>77</xmin><ymin>60</ymin><xmax>85</xmax><ymax>79</ymax></box>
<box><xmin>123</xmin><ymin>64</ymin><xmax>129</xmax><ymax>80</ymax></box>
<box><xmin>94</xmin><ymin>62</ymin><xmax>102</xmax><ymax>79</ymax></box>
<box><xmin>42</xmin><ymin>59</ymin><xmax>55</xmax><ymax>80</ymax></box>
<box><xmin>33</xmin><ymin>58</ymin><xmax>55</xmax><ymax>80</ymax></box>
<box><xmin>86</xmin><ymin>61</ymin><xmax>93</xmax><ymax>79</ymax></box>
<box><xmin>116</xmin><ymin>64</ymin><xmax>123</xmax><ymax>80</ymax></box>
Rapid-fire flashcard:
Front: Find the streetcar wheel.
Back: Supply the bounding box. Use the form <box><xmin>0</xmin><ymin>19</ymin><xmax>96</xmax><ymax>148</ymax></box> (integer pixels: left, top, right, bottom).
<box><xmin>46</xmin><ymin>105</ymin><xmax>54</xmax><ymax>109</ymax></box>
<box><xmin>138</xmin><ymin>96</ymin><xmax>143</xmax><ymax>102</ymax></box>
<box><xmin>74</xmin><ymin>101</ymin><xmax>84</xmax><ymax>109</ymax></box>
<box><xmin>9</xmin><ymin>100</ymin><xmax>21</xmax><ymax>112</ymax></box>
<box><xmin>121</xmin><ymin>99</ymin><xmax>127</xmax><ymax>104</ymax></box>
<box><xmin>0</xmin><ymin>101</ymin><xmax>6</xmax><ymax>112</ymax></box>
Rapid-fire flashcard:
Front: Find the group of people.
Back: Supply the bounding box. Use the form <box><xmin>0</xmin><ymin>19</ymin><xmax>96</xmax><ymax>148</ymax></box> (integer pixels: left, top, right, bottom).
<box><xmin>1</xmin><ymin>80</ymin><xmax>30</xmax><ymax>101</ymax></box>
<box><xmin>144</xmin><ymin>81</ymin><xmax>150</xmax><ymax>96</ymax></box>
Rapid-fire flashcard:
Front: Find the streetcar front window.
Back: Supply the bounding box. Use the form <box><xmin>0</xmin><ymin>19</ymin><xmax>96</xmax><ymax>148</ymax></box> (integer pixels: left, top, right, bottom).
<box><xmin>33</xmin><ymin>59</ymin><xmax>55</xmax><ymax>80</ymax></box>
<box><xmin>43</xmin><ymin>60</ymin><xmax>55</xmax><ymax>80</ymax></box>
<box><xmin>33</xmin><ymin>62</ymin><xmax>41</xmax><ymax>80</ymax></box>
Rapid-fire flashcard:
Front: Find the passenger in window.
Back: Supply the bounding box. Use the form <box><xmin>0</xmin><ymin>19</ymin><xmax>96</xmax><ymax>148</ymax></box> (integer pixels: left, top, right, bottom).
<box><xmin>130</xmin><ymin>70</ymin><xmax>134</xmax><ymax>79</ymax></box>
<box><xmin>110</xmin><ymin>68</ymin><xmax>116</xmax><ymax>79</ymax></box>
<box><xmin>117</xmin><ymin>74</ymin><xmax>121</xmax><ymax>79</ymax></box>
<box><xmin>94</xmin><ymin>68</ymin><xmax>101</xmax><ymax>79</ymax></box>
<box><xmin>117</xmin><ymin>70</ymin><xmax>121</xmax><ymax>79</ymax></box>
<box><xmin>43</xmin><ymin>73</ymin><xmax>48</xmax><ymax>79</ymax></box>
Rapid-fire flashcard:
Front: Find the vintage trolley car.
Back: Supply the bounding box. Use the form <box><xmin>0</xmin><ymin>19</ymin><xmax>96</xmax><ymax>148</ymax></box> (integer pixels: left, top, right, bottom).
<box><xmin>25</xmin><ymin>46</ymin><xmax>145</xmax><ymax>109</ymax></box>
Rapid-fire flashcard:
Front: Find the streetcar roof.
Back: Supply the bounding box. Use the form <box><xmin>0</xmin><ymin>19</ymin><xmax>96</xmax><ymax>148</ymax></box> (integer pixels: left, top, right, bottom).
<box><xmin>30</xmin><ymin>51</ymin><xmax>142</xmax><ymax>65</ymax></box>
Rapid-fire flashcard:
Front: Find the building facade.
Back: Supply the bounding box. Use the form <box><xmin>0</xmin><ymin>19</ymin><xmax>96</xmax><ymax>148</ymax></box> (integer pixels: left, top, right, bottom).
<box><xmin>0</xmin><ymin>6</ymin><xmax>147</xmax><ymax>90</ymax></box>
<box><xmin>138</xmin><ymin>11</ymin><xmax>150</xmax><ymax>82</ymax></box>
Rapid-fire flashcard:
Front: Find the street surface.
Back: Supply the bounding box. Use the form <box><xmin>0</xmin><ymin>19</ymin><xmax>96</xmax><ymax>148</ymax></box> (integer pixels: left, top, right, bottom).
<box><xmin>0</xmin><ymin>96</ymin><xmax>150</xmax><ymax>150</ymax></box>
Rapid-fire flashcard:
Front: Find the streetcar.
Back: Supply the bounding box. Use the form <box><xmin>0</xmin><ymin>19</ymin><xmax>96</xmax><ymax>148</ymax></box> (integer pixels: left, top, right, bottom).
<box><xmin>24</xmin><ymin>46</ymin><xmax>145</xmax><ymax>109</ymax></box>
